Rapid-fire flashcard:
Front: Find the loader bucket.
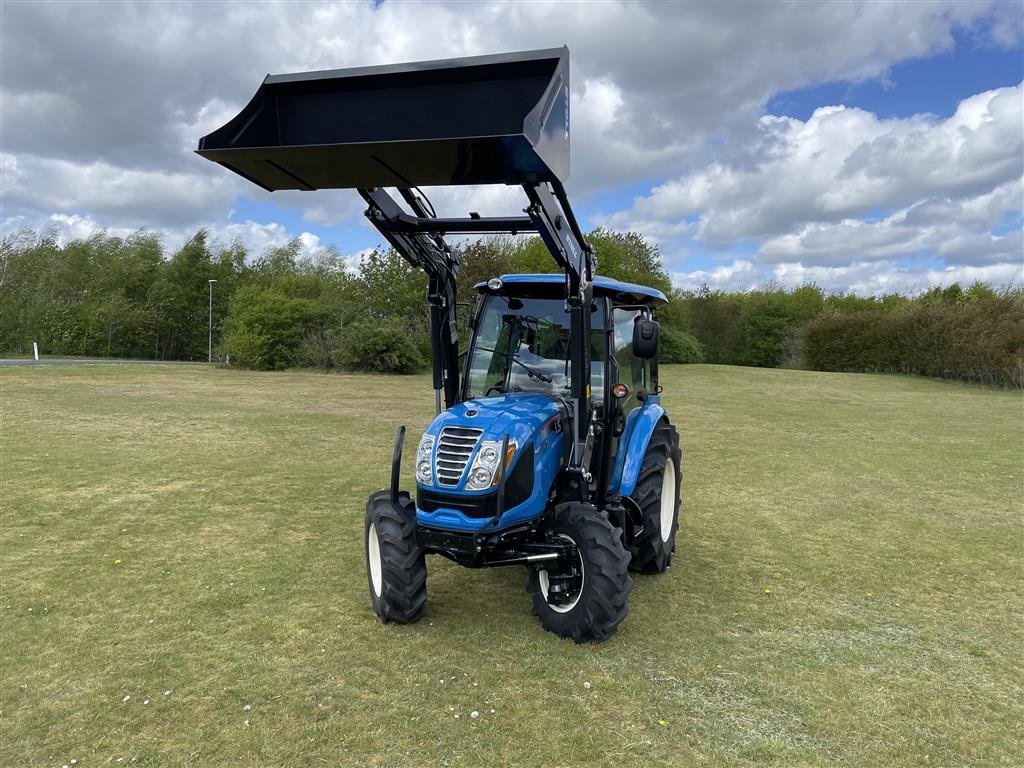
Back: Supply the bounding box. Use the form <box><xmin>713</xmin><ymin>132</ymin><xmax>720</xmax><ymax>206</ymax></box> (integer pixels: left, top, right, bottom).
<box><xmin>196</xmin><ymin>47</ymin><xmax>570</xmax><ymax>191</ymax></box>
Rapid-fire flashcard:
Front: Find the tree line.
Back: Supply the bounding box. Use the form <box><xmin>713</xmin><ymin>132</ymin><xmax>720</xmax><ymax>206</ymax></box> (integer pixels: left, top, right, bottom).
<box><xmin>2</xmin><ymin>227</ymin><xmax>1020</xmax><ymax>386</ymax></box>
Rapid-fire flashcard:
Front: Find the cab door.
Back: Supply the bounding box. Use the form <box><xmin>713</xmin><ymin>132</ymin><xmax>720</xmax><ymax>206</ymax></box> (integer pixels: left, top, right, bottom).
<box><xmin>611</xmin><ymin>306</ymin><xmax>650</xmax><ymax>414</ymax></box>
<box><xmin>603</xmin><ymin>306</ymin><xmax>654</xmax><ymax>493</ymax></box>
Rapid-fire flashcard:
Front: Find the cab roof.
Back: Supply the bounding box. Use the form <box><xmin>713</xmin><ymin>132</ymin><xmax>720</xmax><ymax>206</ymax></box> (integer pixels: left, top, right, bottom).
<box><xmin>474</xmin><ymin>274</ymin><xmax>668</xmax><ymax>306</ymax></box>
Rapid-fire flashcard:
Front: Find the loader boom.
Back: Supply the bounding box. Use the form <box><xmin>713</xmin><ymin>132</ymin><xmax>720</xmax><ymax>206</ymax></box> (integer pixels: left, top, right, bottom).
<box><xmin>197</xmin><ymin>47</ymin><xmax>596</xmax><ymax>496</ymax></box>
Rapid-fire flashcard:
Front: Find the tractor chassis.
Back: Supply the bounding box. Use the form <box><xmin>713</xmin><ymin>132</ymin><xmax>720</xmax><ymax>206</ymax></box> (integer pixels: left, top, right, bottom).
<box><xmin>416</xmin><ymin>521</ymin><xmax>573</xmax><ymax>569</ymax></box>
<box><xmin>417</xmin><ymin>522</ymin><xmax>583</xmax><ymax>609</ymax></box>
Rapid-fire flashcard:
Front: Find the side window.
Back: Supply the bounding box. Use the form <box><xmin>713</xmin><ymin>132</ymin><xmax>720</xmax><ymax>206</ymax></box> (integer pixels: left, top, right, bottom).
<box><xmin>466</xmin><ymin>305</ymin><xmax>504</xmax><ymax>396</ymax></box>
<box><xmin>612</xmin><ymin>308</ymin><xmax>646</xmax><ymax>412</ymax></box>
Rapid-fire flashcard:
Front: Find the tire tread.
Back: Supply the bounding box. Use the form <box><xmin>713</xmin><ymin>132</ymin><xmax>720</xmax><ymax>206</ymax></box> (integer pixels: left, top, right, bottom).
<box><xmin>527</xmin><ymin>502</ymin><xmax>633</xmax><ymax>643</ymax></box>
<box><xmin>365</xmin><ymin>491</ymin><xmax>427</xmax><ymax>624</ymax></box>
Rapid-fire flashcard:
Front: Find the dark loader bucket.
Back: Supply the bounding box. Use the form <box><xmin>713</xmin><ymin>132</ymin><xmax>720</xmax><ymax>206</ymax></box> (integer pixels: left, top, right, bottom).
<box><xmin>196</xmin><ymin>47</ymin><xmax>570</xmax><ymax>191</ymax></box>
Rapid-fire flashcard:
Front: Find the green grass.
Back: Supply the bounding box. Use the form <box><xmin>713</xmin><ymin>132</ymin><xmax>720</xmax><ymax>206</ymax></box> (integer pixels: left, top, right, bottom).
<box><xmin>2</xmin><ymin>364</ymin><xmax>1021</xmax><ymax>767</ymax></box>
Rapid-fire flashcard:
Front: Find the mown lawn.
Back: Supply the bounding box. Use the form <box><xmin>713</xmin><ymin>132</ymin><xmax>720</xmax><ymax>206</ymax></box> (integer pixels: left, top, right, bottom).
<box><xmin>1</xmin><ymin>364</ymin><xmax>1021</xmax><ymax>767</ymax></box>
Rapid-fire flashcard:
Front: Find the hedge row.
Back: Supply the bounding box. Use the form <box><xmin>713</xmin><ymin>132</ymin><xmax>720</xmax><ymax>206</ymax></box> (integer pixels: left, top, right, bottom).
<box><xmin>802</xmin><ymin>298</ymin><xmax>1024</xmax><ymax>388</ymax></box>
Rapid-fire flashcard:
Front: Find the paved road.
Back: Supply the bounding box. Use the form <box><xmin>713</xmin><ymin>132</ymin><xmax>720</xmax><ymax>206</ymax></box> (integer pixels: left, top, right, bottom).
<box><xmin>1</xmin><ymin>358</ymin><xmax>212</xmax><ymax>367</ymax></box>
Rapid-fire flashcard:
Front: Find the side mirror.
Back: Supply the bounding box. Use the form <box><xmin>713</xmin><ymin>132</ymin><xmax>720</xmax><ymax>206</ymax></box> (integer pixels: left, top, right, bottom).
<box><xmin>633</xmin><ymin>317</ymin><xmax>660</xmax><ymax>359</ymax></box>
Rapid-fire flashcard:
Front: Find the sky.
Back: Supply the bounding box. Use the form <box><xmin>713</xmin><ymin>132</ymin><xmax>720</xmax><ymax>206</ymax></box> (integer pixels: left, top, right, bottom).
<box><xmin>2</xmin><ymin>0</ymin><xmax>1022</xmax><ymax>295</ymax></box>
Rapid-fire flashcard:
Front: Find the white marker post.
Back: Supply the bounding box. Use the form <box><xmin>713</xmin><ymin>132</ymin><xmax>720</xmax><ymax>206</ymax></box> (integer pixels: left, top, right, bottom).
<box><xmin>32</xmin><ymin>341</ymin><xmax>39</xmax><ymax>361</ymax></box>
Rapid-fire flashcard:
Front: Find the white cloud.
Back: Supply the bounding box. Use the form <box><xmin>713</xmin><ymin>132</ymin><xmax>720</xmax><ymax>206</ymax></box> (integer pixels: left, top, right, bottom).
<box><xmin>416</xmin><ymin>185</ymin><xmax>529</xmax><ymax>219</ymax></box>
<box><xmin>772</xmin><ymin>260</ymin><xmax>1023</xmax><ymax>296</ymax></box>
<box><xmin>1</xmin><ymin>1</ymin><xmax>1007</xmax><ymax>186</ymax></box>
<box><xmin>299</xmin><ymin>193</ymin><xmax>369</xmax><ymax>227</ymax></box>
<box><xmin>204</xmin><ymin>220</ymin><xmax>322</xmax><ymax>260</ymax></box>
<box><xmin>605</xmin><ymin>84</ymin><xmax>1022</xmax><ymax>248</ymax></box>
<box><xmin>2</xmin><ymin>152</ymin><xmax>240</xmax><ymax>228</ymax></box>
<box><xmin>46</xmin><ymin>213</ymin><xmax>139</xmax><ymax>243</ymax></box>
<box><xmin>671</xmin><ymin>259</ymin><xmax>764</xmax><ymax>292</ymax></box>
<box><xmin>1</xmin><ymin>1</ymin><xmax>1020</xmax><ymax>294</ymax></box>
<box><xmin>603</xmin><ymin>83</ymin><xmax>1023</xmax><ymax>287</ymax></box>
<box><xmin>757</xmin><ymin>180</ymin><xmax>1023</xmax><ymax>266</ymax></box>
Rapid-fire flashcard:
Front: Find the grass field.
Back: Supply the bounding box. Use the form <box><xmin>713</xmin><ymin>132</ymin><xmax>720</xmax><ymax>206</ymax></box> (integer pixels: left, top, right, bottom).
<box><xmin>1</xmin><ymin>364</ymin><xmax>1021</xmax><ymax>767</ymax></box>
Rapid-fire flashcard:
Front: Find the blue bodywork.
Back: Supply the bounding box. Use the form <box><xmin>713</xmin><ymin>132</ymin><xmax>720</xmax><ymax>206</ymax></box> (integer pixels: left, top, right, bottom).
<box><xmin>416</xmin><ymin>392</ymin><xmax>667</xmax><ymax>531</ymax></box>
<box><xmin>416</xmin><ymin>394</ymin><xmax>567</xmax><ymax>532</ymax></box>
<box><xmin>416</xmin><ymin>273</ymin><xmax>670</xmax><ymax>533</ymax></box>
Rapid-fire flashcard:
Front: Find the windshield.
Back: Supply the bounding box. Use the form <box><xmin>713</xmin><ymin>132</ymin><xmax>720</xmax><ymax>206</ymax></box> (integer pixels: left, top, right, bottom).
<box><xmin>465</xmin><ymin>295</ymin><xmax>605</xmax><ymax>402</ymax></box>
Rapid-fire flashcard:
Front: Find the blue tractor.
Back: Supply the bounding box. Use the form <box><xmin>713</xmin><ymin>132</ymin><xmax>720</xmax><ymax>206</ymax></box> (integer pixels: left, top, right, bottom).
<box><xmin>198</xmin><ymin>47</ymin><xmax>681</xmax><ymax>642</ymax></box>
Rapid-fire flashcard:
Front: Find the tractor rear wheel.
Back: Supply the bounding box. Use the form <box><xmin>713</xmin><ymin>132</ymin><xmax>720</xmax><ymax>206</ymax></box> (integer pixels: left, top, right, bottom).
<box><xmin>527</xmin><ymin>502</ymin><xmax>632</xmax><ymax>642</ymax></box>
<box><xmin>364</xmin><ymin>490</ymin><xmax>427</xmax><ymax>623</ymax></box>
<box><xmin>627</xmin><ymin>421</ymin><xmax>681</xmax><ymax>574</ymax></box>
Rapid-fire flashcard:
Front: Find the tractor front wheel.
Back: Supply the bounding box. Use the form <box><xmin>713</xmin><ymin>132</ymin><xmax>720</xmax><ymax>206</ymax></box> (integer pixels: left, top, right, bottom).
<box><xmin>364</xmin><ymin>490</ymin><xmax>427</xmax><ymax>623</ymax></box>
<box><xmin>627</xmin><ymin>421</ymin><xmax>681</xmax><ymax>574</ymax></box>
<box><xmin>527</xmin><ymin>502</ymin><xmax>633</xmax><ymax>642</ymax></box>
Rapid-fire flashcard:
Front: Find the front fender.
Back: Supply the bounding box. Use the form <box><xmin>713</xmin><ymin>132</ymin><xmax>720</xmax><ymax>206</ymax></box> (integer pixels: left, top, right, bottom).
<box><xmin>609</xmin><ymin>399</ymin><xmax>666</xmax><ymax>498</ymax></box>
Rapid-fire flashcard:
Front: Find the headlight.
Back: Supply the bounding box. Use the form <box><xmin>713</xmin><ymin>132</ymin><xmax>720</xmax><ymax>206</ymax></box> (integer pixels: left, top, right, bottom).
<box><xmin>479</xmin><ymin>445</ymin><xmax>499</xmax><ymax>466</ymax></box>
<box><xmin>415</xmin><ymin>435</ymin><xmax>434</xmax><ymax>485</ymax></box>
<box><xmin>469</xmin><ymin>466</ymin><xmax>493</xmax><ymax>488</ymax></box>
<box><xmin>465</xmin><ymin>439</ymin><xmax>517</xmax><ymax>491</ymax></box>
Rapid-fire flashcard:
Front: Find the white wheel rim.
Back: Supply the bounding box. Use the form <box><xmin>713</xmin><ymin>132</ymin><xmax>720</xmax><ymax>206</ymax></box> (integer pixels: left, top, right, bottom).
<box><xmin>660</xmin><ymin>458</ymin><xmax>676</xmax><ymax>543</ymax></box>
<box><xmin>368</xmin><ymin>523</ymin><xmax>383</xmax><ymax>597</ymax></box>
<box><xmin>538</xmin><ymin>534</ymin><xmax>584</xmax><ymax>613</ymax></box>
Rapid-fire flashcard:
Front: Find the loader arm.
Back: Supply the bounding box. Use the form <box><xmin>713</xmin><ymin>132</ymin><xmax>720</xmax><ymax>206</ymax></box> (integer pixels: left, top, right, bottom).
<box><xmin>196</xmin><ymin>46</ymin><xmax>597</xmax><ymax>497</ymax></box>
<box><xmin>359</xmin><ymin>182</ymin><xmax>595</xmax><ymax>491</ymax></box>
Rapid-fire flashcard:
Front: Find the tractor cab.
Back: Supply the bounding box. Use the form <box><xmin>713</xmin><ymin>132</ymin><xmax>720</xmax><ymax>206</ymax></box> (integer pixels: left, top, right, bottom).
<box><xmin>197</xmin><ymin>47</ymin><xmax>682</xmax><ymax>642</ymax></box>
<box><xmin>465</xmin><ymin>274</ymin><xmax>666</xmax><ymax>406</ymax></box>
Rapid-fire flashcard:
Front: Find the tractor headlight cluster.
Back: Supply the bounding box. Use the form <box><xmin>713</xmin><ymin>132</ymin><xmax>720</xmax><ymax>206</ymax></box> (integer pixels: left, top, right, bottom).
<box><xmin>415</xmin><ymin>435</ymin><xmax>434</xmax><ymax>485</ymax></box>
<box><xmin>465</xmin><ymin>438</ymin><xmax>517</xmax><ymax>491</ymax></box>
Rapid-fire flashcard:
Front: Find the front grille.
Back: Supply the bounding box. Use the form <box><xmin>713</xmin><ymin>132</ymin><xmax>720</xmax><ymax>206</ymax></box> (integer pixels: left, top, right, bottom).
<box><xmin>435</xmin><ymin>426</ymin><xmax>483</xmax><ymax>486</ymax></box>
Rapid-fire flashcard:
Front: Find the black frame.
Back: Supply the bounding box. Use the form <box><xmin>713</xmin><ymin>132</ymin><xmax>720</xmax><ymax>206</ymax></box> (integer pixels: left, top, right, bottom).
<box><xmin>361</xmin><ymin>181</ymin><xmax>596</xmax><ymax>503</ymax></box>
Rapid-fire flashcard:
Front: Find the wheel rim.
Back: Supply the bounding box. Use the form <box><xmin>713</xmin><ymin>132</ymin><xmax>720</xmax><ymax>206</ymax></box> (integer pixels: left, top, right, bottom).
<box><xmin>538</xmin><ymin>534</ymin><xmax>584</xmax><ymax>613</ymax></box>
<box><xmin>368</xmin><ymin>523</ymin><xmax>383</xmax><ymax>597</ymax></box>
<box><xmin>660</xmin><ymin>458</ymin><xmax>676</xmax><ymax>543</ymax></box>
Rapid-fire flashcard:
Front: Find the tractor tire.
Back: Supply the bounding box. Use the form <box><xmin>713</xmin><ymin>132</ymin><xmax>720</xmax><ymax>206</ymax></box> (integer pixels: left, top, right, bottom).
<box><xmin>627</xmin><ymin>420</ymin><xmax>681</xmax><ymax>575</ymax></box>
<box><xmin>527</xmin><ymin>502</ymin><xmax>633</xmax><ymax>643</ymax></box>
<box><xmin>364</xmin><ymin>490</ymin><xmax>427</xmax><ymax>624</ymax></box>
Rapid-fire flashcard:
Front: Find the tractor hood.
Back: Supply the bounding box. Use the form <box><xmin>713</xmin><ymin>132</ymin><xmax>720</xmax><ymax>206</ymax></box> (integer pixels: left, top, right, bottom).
<box><xmin>429</xmin><ymin>393</ymin><xmax>565</xmax><ymax>449</ymax></box>
<box><xmin>420</xmin><ymin>393</ymin><xmax>566</xmax><ymax>493</ymax></box>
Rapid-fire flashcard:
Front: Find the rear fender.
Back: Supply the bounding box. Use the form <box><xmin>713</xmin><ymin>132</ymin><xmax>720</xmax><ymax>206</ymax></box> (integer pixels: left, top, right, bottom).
<box><xmin>609</xmin><ymin>398</ymin><xmax>666</xmax><ymax>498</ymax></box>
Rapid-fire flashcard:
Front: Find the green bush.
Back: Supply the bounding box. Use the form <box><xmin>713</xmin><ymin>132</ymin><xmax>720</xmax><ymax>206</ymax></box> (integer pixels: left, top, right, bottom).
<box><xmin>659</xmin><ymin>329</ymin><xmax>704</xmax><ymax>364</ymax></box>
<box><xmin>336</xmin><ymin>321</ymin><xmax>426</xmax><ymax>374</ymax></box>
<box><xmin>221</xmin><ymin>284</ymin><xmax>328</xmax><ymax>370</ymax></box>
<box><xmin>802</xmin><ymin>298</ymin><xmax>1024</xmax><ymax>387</ymax></box>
